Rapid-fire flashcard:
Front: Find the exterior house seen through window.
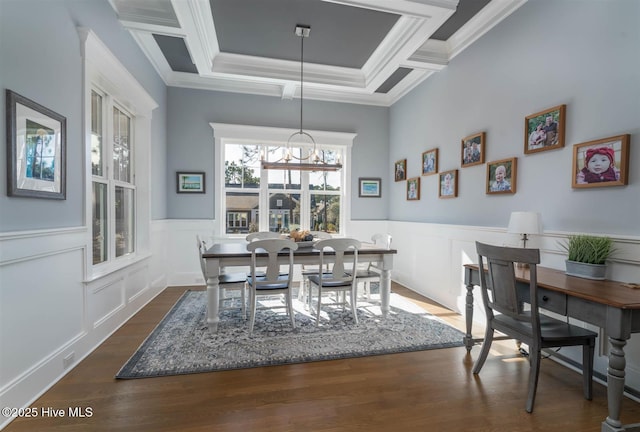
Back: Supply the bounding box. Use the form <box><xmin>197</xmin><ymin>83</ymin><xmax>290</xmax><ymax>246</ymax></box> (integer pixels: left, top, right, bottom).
<box><xmin>224</xmin><ymin>143</ymin><xmax>342</xmax><ymax>235</ymax></box>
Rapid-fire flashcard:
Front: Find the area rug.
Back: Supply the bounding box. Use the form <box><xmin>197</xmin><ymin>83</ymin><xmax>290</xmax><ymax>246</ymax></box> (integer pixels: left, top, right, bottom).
<box><xmin>116</xmin><ymin>287</ymin><xmax>465</xmax><ymax>379</ymax></box>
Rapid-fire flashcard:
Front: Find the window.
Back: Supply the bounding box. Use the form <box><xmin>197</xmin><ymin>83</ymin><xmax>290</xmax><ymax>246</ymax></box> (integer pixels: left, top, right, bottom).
<box><xmin>212</xmin><ymin>123</ymin><xmax>355</xmax><ymax>237</ymax></box>
<box><xmin>90</xmin><ymin>92</ymin><xmax>136</xmax><ymax>264</ymax></box>
<box><xmin>81</xmin><ymin>29</ymin><xmax>157</xmax><ymax>276</ymax></box>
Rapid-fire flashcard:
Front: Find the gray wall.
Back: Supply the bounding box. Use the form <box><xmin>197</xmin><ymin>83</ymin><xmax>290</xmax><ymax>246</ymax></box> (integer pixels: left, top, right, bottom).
<box><xmin>166</xmin><ymin>87</ymin><xmax>389</xmax><ymax>220</ymax></box>
<box><xmin>389</xmin><ymin>0</ymin><xmax>640</xmax><ymax>235</ymax></box>
<box><xmin>0</xmin><ymin>0</ymin><xmax>167</xmax><ymax>232</ymax></box>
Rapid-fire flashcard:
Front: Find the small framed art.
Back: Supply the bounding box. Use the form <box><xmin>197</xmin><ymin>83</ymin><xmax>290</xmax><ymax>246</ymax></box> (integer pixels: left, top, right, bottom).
<box><xmin>572</xmin><ymin>134</ymin><xmax>630</xmax><ymax>189</ymax></box>
<box><xmin>406</xmin><ymin>177</ymin><xmax>420</xmax><ymax>200</ymax></box>
<box><xmin>359</xmin><ymin>177</ymin><xmax>382</xmax><ymax>197</ymax></box>
<box><xmin>6</xmin><ymin>89</ymin><xmax>66</xmax><ymax>199</ymax></box>
<box><xmin>461</xmin><ymin>132</ymin><xmax>485</xmax><ymax>167</ymax></box>
<box><xmin>177</xmin><ymin>171</ymin><xmax>205</xmax><ymax>193</ymax></box>
<box><xmin>486</xmin><ymin>158</ymin><xmax>517</xmax><ymax>194</ymax></box>
<box><xmin>422</xmin><ymin>148</ymin><xmax>438</xmax><ymax>176</ymax></box>
<box><xmin>439</xmin><ymin>169</ymin><xmax>458</xmax><ymax>198</ymax></box>
<box><xmin>524</xmin><ymin>104</ymin><xmax>566</xmax><ymax>154</ymax></box>
<box><xmin>394</xmin><ymin>159</ymin><xmax>407</xmax><ymax>181</ymax></box>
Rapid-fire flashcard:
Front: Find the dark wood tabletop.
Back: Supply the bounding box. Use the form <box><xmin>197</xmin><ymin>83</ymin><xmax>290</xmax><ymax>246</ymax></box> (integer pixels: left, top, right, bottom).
<box><xmin>465</xmin><ymin>264</ymin><xmax>640</xmax><ymax>309</ymax></box>
<box><xmin>204</xmin><ymin>241</ymin><xmax>398</xmax><ymax>258</ymax></box>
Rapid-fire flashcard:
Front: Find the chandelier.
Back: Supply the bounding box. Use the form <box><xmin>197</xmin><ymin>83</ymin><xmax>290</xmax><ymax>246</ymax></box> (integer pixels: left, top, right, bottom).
<box><xmin>261</xmin><ymin>25</ymin><xmax>343</xmax><ymax>172</ymax></box>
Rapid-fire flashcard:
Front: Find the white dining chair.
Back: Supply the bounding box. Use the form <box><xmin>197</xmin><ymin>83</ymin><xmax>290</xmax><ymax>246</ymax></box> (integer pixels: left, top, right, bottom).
<box><xmin>351</xmin><ymin>233</ymin><xmax>392</xmax><ymax>301</ymax></box>
<box><xmin>246</xmin><ymin>238</ymin><xmax>299</xmax><ymax>334</ymax></box>
<box><xmin>197</xmin><ymin>235</ymin><xmax>247</xmax><ymax>319</ymax></box>
<box><xmin>306</xmin><ymin>238</ymin><xmax>361</xmax><ymax>325</ymax></box>
<box><xmin>298</xmin><ymin>231</ymin><xmax>332</xmax><ymax>304</ymax></box>
<box><xmin>246</xmin><ymin>231</ymin><xmax>281</xmax><ymax>242</ymax></box>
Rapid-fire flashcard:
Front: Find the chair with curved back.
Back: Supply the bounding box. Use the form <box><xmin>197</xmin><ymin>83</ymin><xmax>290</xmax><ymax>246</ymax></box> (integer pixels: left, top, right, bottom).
<box><xmin>351</xmin><ymin>233</ymin><xmax>392</xmax><ymax>301</ymax></box>
<box><xmin>197</xmin><ymin>235</ymin><xmax>247</xmax><ymax>319</ymax></box>
<box><xmin>246</xmin><ymin>238</ymin><xmax>299</xmax><ymax>334</ymax></box>
<box><xmin>298</xmin><ymin>231</ymin><xmax>332</xmax><ymax>304</ymax></box>
<box><xmin>246</xmin><ymin>231</ymin><xmax>281</xmax><ymax>242</ymax></box>
<box><xmin>472</xmin><ymin>241</ymin><xmax>597</xmax><ymax>413</ymax></box>
<box><xmin>306</xmin><ymin>238</ymin><xmax>361</xmax><ymax>325</ymax></box>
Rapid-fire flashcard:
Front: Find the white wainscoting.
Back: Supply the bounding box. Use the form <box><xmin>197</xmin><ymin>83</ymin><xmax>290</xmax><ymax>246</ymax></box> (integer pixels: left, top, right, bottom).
<box><xmin>2</xmin><ymin>218</ymin><xmax>637</xmax><ymax>428</ymax></box>
<box><xmin>386</xmin><ymin>220</ymin><xmax>640</xmax><ymax>398</ymax></box>
<box><xmin>0</xmin><ymin>226</ymin><xmax>166</xmax><ymax>430</ymax></box>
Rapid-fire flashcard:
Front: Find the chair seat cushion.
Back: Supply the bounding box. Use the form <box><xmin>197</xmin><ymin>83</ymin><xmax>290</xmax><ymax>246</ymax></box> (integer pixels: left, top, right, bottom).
<box><xmin>218</xmin><ymin>272</ymin><xmax>248</xmax><ymax>284</ymax></box>
<box><xmin>308</xmin><ymin>273</ymin><xmax>352</xmax><ymax>287</ymax></box>
<box><xmin>346</xmin><ymin>269</ymin><xmax>380</xmax><ymax>278</ymax></box>
<box><xmin>247</xmin><ymin>275</ymin><xmax>290</xmax><ymax>290</ymax></box>
<box><xmin>493</xmin><ymin>313</ymin><xmax>597</xmax><ymax>345</ymax></box>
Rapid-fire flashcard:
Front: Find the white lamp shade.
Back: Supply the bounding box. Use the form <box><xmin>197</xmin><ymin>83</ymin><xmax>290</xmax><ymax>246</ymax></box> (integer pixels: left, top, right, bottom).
<box><xmin>507</xmin><ymin>212</ymin><xmax>542</xmax><ymax>235</ymax></box>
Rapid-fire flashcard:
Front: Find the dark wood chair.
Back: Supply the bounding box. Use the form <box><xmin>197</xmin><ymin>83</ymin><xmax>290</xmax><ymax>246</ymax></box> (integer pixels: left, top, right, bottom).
<box><xmin>472</xmin><ymin>241</ymin><xmax>597</xmax><ymax>413</ymax></box>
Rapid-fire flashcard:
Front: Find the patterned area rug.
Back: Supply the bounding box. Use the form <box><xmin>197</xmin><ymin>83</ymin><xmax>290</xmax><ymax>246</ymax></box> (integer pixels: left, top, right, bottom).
<box><xmin>116</xmin><ymin>288</ymin><xmax>464</xmax><ymax>379</ymax></box>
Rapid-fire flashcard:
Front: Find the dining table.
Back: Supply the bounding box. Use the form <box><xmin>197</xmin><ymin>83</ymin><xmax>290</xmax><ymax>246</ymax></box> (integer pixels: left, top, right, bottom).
<box><xmin>202</xmin><ymin>240</ymin><xmax>397</xmax><ymax>332</ymax></box>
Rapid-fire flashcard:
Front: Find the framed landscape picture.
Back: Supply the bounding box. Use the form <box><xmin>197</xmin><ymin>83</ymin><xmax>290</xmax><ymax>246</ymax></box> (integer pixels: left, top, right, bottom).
<box><xmin>438</xmin><ymin>169</ymin><xmax>458</xmax><ymax>199</ymax></box>
<box><xmin>406</xmin><ymin>177</ymin><xmax>420</xmax><ymax>200</ymax></box>
<box><xmin>486</xmin><ymin>158</ymin><xmax>517</xmax><ymax>194</ymax></box>
<box><xmin>461</xmin><ymin>132</ymin><xmax>485</xmax><ymax>167</ymax></box>
<box><xmin>524</xmin><ymin>104</ymin><xmax>566</xmax><ymax>154</ymax></box>
<box><xmin>6</xmin><ymin>89</ymin><xmax>66</xmax><ymax>199</ymax></box>
<box><xmin>394</xmin><ymin>159</ymin><xmax>407</xmax><ymax>181</ymax></box>
<box><xmin>358</xmin><ymin>177</ymin><xmax>381</xmax><ymax>197</ymax></box>
<box><xmin>572</xmin><ymin>134</ymin><xmax>630</xmax><ymax>189</ymax></box>
<box><xmin>177</xmin><ymin>171</ymin><xmax>205</xmax><ymax>193</ymax></box>
<box><xmin>421</xmin><ymin>148</ymin><xmax>438</xmax><ymax>176</ymax></box>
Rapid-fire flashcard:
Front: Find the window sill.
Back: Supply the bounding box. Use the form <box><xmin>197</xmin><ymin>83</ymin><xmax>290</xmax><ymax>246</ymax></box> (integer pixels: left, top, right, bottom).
<box><xmin>84</xmin><ymin>252</ymin><xmax>152</xmax><ymax>283</ymax></box>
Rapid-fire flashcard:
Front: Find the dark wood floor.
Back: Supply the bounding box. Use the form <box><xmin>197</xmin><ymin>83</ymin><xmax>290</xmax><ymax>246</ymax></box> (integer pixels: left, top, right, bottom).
<box><xmin>5</xmin><ymin>283</ymin><xmax>640</xmax><ymax>432</ymax></box>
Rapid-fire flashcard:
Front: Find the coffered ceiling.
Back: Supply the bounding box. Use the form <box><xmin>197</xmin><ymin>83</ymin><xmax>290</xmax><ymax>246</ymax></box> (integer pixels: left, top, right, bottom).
<box><xmin>109</xmin><ymin>0</ymin><xmax>526</xmax><ymax>106</ymax></box>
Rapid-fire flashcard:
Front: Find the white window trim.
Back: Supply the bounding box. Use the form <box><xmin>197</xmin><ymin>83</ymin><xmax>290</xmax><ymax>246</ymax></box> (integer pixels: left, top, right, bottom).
<box><xmin>211</xmin><ymin>123</ymin><xmax>356</xmax><ymax>238</ymax></box>
<box><xmin>80</xmin><ymin>28</ymin><xmax>157</xmax><ymax>280</ymax></box>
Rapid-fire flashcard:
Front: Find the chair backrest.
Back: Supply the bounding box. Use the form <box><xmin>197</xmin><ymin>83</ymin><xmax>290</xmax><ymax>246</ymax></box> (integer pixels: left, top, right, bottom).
<box><xmin>197</xmin><ymin>235</ymin><xmax>208</xmax><ymax>279</ymax></box>
<box><xmin>247</xmin><ymin>238</ymin><xmax>298</xmax><ymax>288</ymax></box>
<box><xmin>371</xmin><ymin>233</ymin><xmax>392</xmax><ymax>248</ymax></box>
<box><xmin>309</xmin><ymin>231</ymin><xmax>332</xmax><ymax>239</ymax></box>
<box><xmin>475</xmin><ymin>241</ymin><xmax>541</xmax><ymax>331</ymax></box>
<box><xmin>246</xmin><ymin>231</ymin><xmax>281</xmax><ymax>242</ymax></box>
<box><xmin>314</xmin><ymin>238</ymin><xmax>361</xmax><ymax>286</ymax></box>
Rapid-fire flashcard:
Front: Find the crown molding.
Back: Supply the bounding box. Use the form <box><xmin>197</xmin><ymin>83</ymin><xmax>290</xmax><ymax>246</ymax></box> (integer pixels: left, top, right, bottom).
<box><xmin>114</xmin><ymin>0</ymin><xmax>525</xmax><ymax>107</ymax></box>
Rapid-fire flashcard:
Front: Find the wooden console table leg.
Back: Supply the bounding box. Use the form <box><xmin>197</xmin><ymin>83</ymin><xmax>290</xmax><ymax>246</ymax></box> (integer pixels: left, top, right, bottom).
<box><xmin>602</xmin><ymin>337</ymin><xmax>627</xmax><ymax>431</ymax></box>
<box><xmin>464</xmin><ymin>281</ymin><xmax>475</xmax><ymax>352</ymax></box>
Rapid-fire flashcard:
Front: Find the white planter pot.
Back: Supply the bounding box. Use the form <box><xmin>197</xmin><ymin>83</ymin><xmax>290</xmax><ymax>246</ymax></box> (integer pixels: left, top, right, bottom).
<box><xmin>565</xmin><ymin>260</ymin><xmax>607</xmax><ymax>280</ymax></box>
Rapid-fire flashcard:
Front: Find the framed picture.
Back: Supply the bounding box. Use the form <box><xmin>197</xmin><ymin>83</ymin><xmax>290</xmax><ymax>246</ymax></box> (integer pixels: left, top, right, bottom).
<box><xmin>6</xmin><ymin>89</ymin><xmax>66</xmax><ymax>199</ymax></box>
<box><xmin>394</xmin><ymin>159</ymin><xmax>407</xmax><ymax>181</ymax></box>
<box><xmin>486</xmin><ymin>157</ymin><xmax>517</xmax><ymax>194</ymax></box>
<box><xmin>439</xmin><ymin>169</ymin><xmax>458</xmax><ymax>198</ymax></box>
<box><xmin>461</xmin><ymin>132</ymin><xmax>485</xmax><ymax>167</ymax></box>
<box><xmin>524</xmin><ymin>104</ymin><xmax>566</xmax><ymax>154</ymax></box>
<box><xmin>359</xmin><ymin>177</ymin><xmax>381</xmax><ymax>197</ymax></box>
<box><xmin>176</xmin><ymin>171</ymin><xmax>205</xmax><ymax>193</ymax></box>
<box><xmin>572</xmin><ymin>134</ymin><xmax>630</xmax><ymax>189</ymax></box>
<box><xmin>406</xmin><ymin>177</ymin><xmax>420</xmax><ymax>200</ymax></box>
<box><xmin>421</xmin><ymin>148</ymin><xmax>438</xmax><ymax>176</ymax></box>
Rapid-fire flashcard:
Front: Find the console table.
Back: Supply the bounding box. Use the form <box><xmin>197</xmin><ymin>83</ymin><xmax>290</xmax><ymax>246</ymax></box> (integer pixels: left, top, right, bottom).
<box><xmin>464</xmin><ymin>264</ymin><xmax>640</xmax><ymax>432</ymax></box>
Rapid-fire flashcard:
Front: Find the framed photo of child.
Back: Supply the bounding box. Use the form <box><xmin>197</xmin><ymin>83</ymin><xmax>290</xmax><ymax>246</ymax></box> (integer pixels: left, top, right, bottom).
<box><xmin>406</xmin><ymin>177</ymin><xmax>420</xmax><ymax>200</ymax></box>
<box><xmin>421</xmin><ymin>148</ymin><xmax>438</xmax><ymax>176</ymax></box>
<box><xmin>461</xmin><ymin>132</ymin><xmax>485</xmax><ymax>167</ymax></box>
<box><xmin>394</xmin><ymin>159</ymin><xmax>407</xmax><ymax>182</ymax></box>
<box><xmin>486</xmin><ymin>158</ymin><xmax>517</xmax><ymax>195</ymax></box>
<box><xmin>438</xmin><ymin>169</ymin><xmax>458</xmax><ymax>199</ymax></box>
<box><xmin>524</xmin><ymin>104</ymin><xmax>566</xmax><ymax>154</ymax></box>
<box><xmin>571</xmin><ymin>134</ymin><xmax>630</xmax><ymax>189</ymax></box>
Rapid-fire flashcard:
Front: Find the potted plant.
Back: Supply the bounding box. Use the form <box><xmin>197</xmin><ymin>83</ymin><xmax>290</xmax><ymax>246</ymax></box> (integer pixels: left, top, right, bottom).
<box><xmin>561</xmin><ymin>234</ymin><xmax>614</xmax><ymax>280</ymax></box>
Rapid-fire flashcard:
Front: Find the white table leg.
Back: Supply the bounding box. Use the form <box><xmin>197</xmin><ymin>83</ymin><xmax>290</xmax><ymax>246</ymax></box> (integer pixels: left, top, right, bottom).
<box><xmin>205</xmin><ymin>258</ymin><xmax>221</xmax><ymax>332</ymax></box>
<box><xmin>380</xmin><ymin>268</ymin><xmax>391</xmax><ymax>318</ymax></box>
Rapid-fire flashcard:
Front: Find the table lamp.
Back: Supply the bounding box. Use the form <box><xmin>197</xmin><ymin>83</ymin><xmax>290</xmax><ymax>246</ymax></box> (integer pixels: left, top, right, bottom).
<box><xmin>507</xmin><ymin>211</ymin><xmax>542</xmax><ymax>249</ymax></box>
